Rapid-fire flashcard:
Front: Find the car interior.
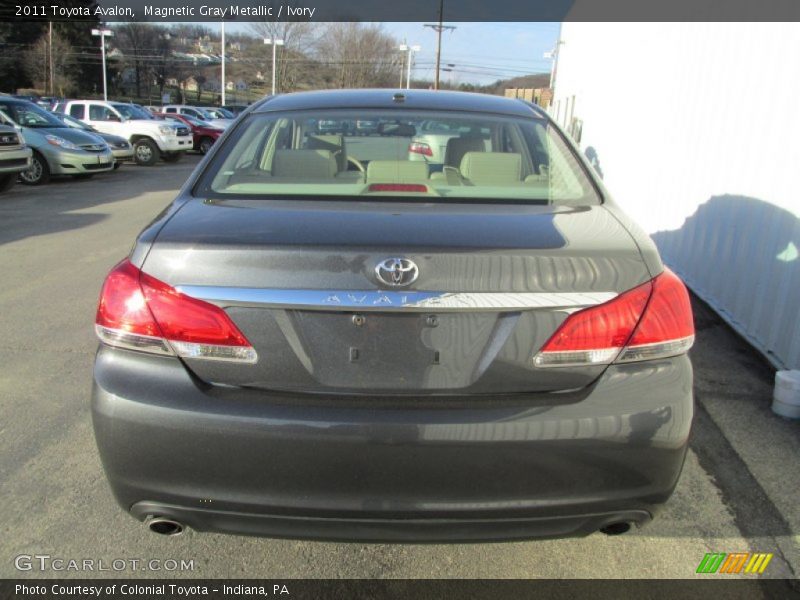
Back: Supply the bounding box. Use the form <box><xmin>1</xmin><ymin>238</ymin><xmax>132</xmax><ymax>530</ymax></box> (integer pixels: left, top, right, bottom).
<box><xmin>210</xmin><ymin>111</ymin><xmax>593</xmax><ymax>203</ymax></box>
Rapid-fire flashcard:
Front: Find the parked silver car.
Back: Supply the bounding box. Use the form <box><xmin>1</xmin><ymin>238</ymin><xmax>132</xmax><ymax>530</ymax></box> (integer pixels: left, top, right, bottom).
<box><xmin>0</xmin><ymin>124</ymin><xmax>32</xmax><ymax>193</ymax></box>
<box><xmin>92</xmin><ymin>90</ymin><xmax>695</xmax><ymax>542</ymax></box>
<box><xmin>52</xmin><ymin>113</ymin><xmax>134</xmax><ymax>168</ymax></box>
<box><xmin>0</xmin><ymin>98</ymin><xmax>113</xmax><ymax>185</ymax></box>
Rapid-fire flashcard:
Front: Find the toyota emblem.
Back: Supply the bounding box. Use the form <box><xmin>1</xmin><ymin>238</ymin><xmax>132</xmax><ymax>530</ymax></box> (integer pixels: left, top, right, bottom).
<box><xmin>375</xmin><ymin>258</ymin><xmax>419</xmax><ymax>287</ymax></box>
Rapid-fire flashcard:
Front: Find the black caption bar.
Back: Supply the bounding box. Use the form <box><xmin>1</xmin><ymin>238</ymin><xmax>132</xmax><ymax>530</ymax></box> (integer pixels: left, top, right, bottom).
<box><xmin>1</xmin><ymin>579</ymin><xmax>797</xmax><ymax>600</ymax></box>
<box><xmin>4</xmin><ymin>0</ymin><xmax>800</xmax><ymax>22</ymax></box>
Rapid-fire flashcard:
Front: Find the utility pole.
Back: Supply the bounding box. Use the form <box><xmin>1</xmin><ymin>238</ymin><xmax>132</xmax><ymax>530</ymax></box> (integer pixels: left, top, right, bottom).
<box><xmin>545</xmin><ymin>24</ymin><xmax>564</xmax><ymax>106</ymax></box>
<box><xmin>424</xmin><ymin>1</ymin><xmax>456</xmax><ymax>90</ymax></box>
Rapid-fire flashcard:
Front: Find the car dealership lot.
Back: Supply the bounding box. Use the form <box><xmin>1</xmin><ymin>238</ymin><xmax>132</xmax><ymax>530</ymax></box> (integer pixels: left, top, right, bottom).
<box><xmin>0</xmin><ymin>157</ymin><xmax>797</xmax><ymax>589</ymax></box>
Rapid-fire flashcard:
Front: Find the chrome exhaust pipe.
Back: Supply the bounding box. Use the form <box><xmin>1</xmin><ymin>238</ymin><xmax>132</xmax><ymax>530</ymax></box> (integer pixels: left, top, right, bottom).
<box><xmin>599</xmin><ymin>522</ymin><xmax>632</xmax><ymax>536</ymax></box>
<box><xmin>146</xmin><ymin>516</ymin><xmax>185</xmax><ymax>536</ymax></box>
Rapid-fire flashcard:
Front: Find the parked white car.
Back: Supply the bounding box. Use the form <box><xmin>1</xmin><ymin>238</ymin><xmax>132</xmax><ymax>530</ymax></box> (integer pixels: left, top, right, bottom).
<box><xmin>161</xmin><ymin>105</ymin><xmax>232</xmax><ymax>130</ymax></box>
<box><xmin>55</xmin><ymin>101</ymin><xmax>192</xmax><ymax>166</ymax></box>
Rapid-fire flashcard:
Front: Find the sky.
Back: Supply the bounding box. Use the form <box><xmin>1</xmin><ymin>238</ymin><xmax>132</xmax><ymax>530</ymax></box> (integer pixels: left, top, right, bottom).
<box><xmin>382</xmin><ymin>22</ymin><xmax>560</xmax><ymax>84</ymax></box>
<box><xmin>220</xmin><ymin>22</ymin><xmax>560</xmax><ymax>84</ymax></box>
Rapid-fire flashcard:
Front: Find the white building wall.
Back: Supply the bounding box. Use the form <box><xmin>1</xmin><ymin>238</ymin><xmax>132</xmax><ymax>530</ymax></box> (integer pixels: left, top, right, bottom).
<box><xmin>552</xmin><ymin>22</ymin><xmax>800</xmax><ymax>370</ymax></box>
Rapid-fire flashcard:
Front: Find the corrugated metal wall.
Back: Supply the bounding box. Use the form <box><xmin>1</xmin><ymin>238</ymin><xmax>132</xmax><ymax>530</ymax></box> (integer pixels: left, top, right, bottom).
<box><xmin>551</xmin><ymin>23</ymin><xmax>800</xmax><ymax>370</ymax></box>
<box><xmin>655</xmin><ymin>196</ymin><xmax>800</xmax><ymax>370</ymax></box>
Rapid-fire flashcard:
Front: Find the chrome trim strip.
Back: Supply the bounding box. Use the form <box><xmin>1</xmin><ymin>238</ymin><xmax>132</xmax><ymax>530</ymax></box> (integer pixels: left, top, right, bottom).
<box><xmin>175</xmin><ymin>287</ymin><xmax>618</xmax><ymax>312</ymax></box>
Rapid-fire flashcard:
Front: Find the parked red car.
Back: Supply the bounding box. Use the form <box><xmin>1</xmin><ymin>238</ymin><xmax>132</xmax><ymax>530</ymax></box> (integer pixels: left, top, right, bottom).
<box><xmin>154</xmin><ymin>113</ymin><xmax>224</xmax><ymax>155</ymax></box>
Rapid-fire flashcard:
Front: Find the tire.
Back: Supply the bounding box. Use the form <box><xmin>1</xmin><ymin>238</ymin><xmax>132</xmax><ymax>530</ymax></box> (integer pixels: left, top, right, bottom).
<box><xmin>113</xmin><ymin>162</ymin><xmax>121</xmax><ymax>170</ymax></box>
<box><xmin>198</xmin><ymin>137</ymin><xmax>214</xmax><ymax>155</ymax></box>
<box><xmin>19</xmin><ymin>152</ymin><xmax>50</xmax><ymax>185</ymax></box>
<box><xmin>0</xmin><ymin>174</ymin><xmax>15</xmax><ymax>193</ymax></box>
<box><xmin>133</xmin><ymin>139</ymin><xmax>160</xmax><ymax>166</ymax></box>
<box><xmin>161</xmin><ymin>152</ymin><xmax>182</xmax><ymax>163</ymax></box>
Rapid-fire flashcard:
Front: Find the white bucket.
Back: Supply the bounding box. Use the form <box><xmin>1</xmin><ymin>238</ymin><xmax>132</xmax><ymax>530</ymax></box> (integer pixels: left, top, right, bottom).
<box><xmin>772</xmin><ymin>370</ymin><xmax>800</xmax><ymax>419</ymax></box>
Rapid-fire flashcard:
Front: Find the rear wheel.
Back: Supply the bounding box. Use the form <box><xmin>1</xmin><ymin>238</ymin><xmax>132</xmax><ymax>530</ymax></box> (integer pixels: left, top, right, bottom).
<box><xmin>0</xmin><ymin>174</ymin><xmax>16</xmax><ymax>193</ymax></box>
<box><xmin>198</xmin><ymin>137</ymin><xmax>214</xmax><ymax>155</ymax></box>
<box><xmin>161</xmin><ymin>152</ymin><xmax>182</xmax><ymax>163</ymax></box>
<box><xmin>19</xmin><ymin>152</ymin><xmax>50</xmax><ymax>185</ymax></box>
<box><xmin>134</xmin><ymin>139</ymin><xmax>160</xmax><ymax>166</ymax></box>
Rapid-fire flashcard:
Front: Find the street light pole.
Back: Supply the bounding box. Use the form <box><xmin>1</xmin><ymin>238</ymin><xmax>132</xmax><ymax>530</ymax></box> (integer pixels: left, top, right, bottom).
<box><xmin>48</xmin><ymin>22</ymin><xmax>53</xmax><ymax>96</ymax></box>
<box><xmin>399</xmin><ymin>44</ymin><xmax>420</xmax><ymax>90</ymax></box>
<box><xmin>91</xmin><ymin>27</ymin><xmax>113</xmax><ymax>101</ymax></box>
<box><xmin>221</xmin><ymin>22</ymin><xmax>225</xmax><ymax>106</ymax></box>
<box><xmin>398</xmin><ymin>43</ymin><xmax>406</xmax><ymax>88</ymax></box>
<box><xmin>264</xmin><ymin>38</ymin><xmax>285</xmax><ymax>95</ymax></box>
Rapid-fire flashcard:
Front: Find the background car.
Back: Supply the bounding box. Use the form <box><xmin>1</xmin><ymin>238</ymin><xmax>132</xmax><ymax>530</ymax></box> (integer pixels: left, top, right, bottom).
<box><xmin>0</xmin><ymin>98</ymin><xmax>113</xmax><ymax>185</ymax></box>
<box><xmin>408</xmin><ymin>120</ymin><xmax>490</xmax><ymax>167</ymax></box>
<box><xmin>161</xmin><ymin>105</ymin><xmax>231</xmax><ymax>129</ymax></box>
<box><xmin>222</xmin><ymin>104</ymin><xmax>249</xmax><ymax>116</ymax></box>
<box><xmin>355</xmin><ymin>120</ymin><xmax>379</xmax><ymax>135</ymax></box>
<box><xmin>55</xmin><ymin>100</ymin><xmax>191</xmax><ymax>166</ymax></box>
<box><xmin>154</xmin><ymin>112</ymin><xmax>224</xmax><ymax>154</ymax></box>
<box><xmin>0</xmin><ymin>124</ymin><xmax>32</xmax><ymax>193</ymax></box>
<box><xmin>52</xmin><ymin>113</ymin><xmax>134</xmax><ymax>168</ymax></box>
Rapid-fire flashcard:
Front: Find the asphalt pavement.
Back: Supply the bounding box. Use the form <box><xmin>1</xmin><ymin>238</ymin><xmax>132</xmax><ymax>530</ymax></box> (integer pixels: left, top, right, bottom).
<box><xmin>0</xmin><ymin>156</ymin><xmax>797</xmax><ymax>591</ymax></box>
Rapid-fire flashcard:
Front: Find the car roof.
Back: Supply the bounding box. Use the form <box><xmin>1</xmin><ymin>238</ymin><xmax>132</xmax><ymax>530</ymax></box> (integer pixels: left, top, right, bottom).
<box><xmin>251</xmin><ymin>89</ymin><xmax>546</xmax><ymax>118</ymax></box>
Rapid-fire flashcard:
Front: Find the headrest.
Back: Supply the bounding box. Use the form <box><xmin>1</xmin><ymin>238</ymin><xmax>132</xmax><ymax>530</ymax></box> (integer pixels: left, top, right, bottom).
<box><xmin>459</xmin><ymin>152</ymin><xmax>522</xmax><ymax>185</ymax></box>
<box><xmin>444</xmin><ymin>136</ymin><xmax>485</xmax><ymax>167</ymax></box>
<box><xmin>272</xmin><ymin>149</ymin><xmax>338</xmax><ymax>179</ymax></box>
<box><xmin>366</xmin><ymin>160</ymin><xmax>429</xmax><ymax>183</ymax></box>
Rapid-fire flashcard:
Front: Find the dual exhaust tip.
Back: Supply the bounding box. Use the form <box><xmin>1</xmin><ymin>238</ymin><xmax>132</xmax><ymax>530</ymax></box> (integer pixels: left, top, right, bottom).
<box><xmin>146</xmin><ymin>516</ymin><xmax>185</xmax><ymax>536</ymax></box>
<box><xmin>142</xmin><ymin>515</ymin><xmax>633</xmax><ymax>538</ymax></box>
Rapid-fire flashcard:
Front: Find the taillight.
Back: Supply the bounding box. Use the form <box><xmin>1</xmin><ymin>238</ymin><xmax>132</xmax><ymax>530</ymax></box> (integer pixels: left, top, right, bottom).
<box><xmin>408</xmin><ymin>141</ymin><xmax>433</xmax><ymax>157</ymax></box>
<box><xmin>533</xmin><ymin>268</ymin><xmax>694</xmax><ymax>368</ymax></box>
<box><xmin>95</xmin><ymin>259</ymin><xmax>257</xmax><ymax>363</ymax></box>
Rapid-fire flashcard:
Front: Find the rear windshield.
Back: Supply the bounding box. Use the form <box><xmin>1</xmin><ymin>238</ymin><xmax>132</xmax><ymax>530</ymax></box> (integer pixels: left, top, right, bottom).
<box><xmin>197</xmin><ymin>109</ymin><xmax>600</xmax><ymax>205</ymax></box>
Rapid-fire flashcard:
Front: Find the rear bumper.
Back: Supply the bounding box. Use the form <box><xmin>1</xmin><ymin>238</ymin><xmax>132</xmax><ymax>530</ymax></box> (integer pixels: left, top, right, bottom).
<box><xmin>91</xmin><ymin>346</ymin><xmax>693</xmax><ymax>542</ymax></box>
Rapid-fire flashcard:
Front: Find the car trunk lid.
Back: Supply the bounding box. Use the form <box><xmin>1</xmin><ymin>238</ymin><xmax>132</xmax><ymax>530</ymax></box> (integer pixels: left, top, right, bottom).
<box><xmin>140</xmin><ymin>197</ymin><xmax>650</xmax><ymax>394</ymax></box>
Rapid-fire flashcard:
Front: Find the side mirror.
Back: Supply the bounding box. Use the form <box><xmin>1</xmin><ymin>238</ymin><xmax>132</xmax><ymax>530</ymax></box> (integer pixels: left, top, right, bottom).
<box><xmin>107</xmin><ymin>114</ymin><xmax>121</xmax><ymax>122</ymax></box>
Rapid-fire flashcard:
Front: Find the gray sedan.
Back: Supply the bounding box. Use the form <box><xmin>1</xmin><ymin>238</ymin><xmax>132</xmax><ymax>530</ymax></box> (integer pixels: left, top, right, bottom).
<box><xmin>92</xmin><ymin>89</ymin><xmax>695</xmax><ymax>542</ymax></box>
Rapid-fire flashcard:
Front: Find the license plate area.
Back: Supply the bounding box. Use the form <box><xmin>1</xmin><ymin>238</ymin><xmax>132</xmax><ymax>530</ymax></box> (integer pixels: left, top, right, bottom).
<box><xmin>290</xmin><ymin>311</ymin><xmax>499</xmax><ymax>390</ymax></box>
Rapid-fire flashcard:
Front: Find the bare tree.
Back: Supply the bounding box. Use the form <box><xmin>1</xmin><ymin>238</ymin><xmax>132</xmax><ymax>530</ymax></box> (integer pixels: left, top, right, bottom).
<box><xmin>115</xmin><ymin>24</ymin><xmax>162</xmax><ymax>98</ymax></box>
<box><xmin>315</xmin><ymin>23</ymin><xmax>400</xmax><ymax>89</ymax></box>
<box><xmin>248</xmin><ymin>21</ymin><xmax>317</xmax><ymax>91</ymax></box>
<box><xmin>23</xmin><ymin>31</ymin><xmax>75</xmax><ymax>95</ymax></box>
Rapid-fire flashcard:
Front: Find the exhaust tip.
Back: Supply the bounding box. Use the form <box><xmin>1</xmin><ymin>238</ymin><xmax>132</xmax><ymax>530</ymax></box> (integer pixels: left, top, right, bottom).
<box><xmin>600</xmin><ymin>522</ymin><xmax>632</xmax><ymax>536</ymax></box>
<box><xmin>147</xmin><ymin>517</ymin><xmax>185</xmax><ymax>536</ymax></box>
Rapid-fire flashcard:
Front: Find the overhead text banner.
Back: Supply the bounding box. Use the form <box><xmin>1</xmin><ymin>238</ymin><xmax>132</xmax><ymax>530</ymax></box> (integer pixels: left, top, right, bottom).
<box><xmin>4</xmin><ymin>0</ymin><xmax>800</xmax><ymax>22</ymax></box>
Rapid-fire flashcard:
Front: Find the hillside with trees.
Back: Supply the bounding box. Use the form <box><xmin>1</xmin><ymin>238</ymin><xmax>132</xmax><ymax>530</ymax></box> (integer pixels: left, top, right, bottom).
<box><xmin>1</xmin><ymin>19</ymin><xmax>549</xmax><ymax>103</ymax></box>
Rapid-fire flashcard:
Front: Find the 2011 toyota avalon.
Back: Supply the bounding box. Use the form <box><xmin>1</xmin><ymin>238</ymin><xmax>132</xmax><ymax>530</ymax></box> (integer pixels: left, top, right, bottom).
<box><xmin>92</xmin><ymin>90</ymin><xmax>694</xmax><ymax>541</ymax></box>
